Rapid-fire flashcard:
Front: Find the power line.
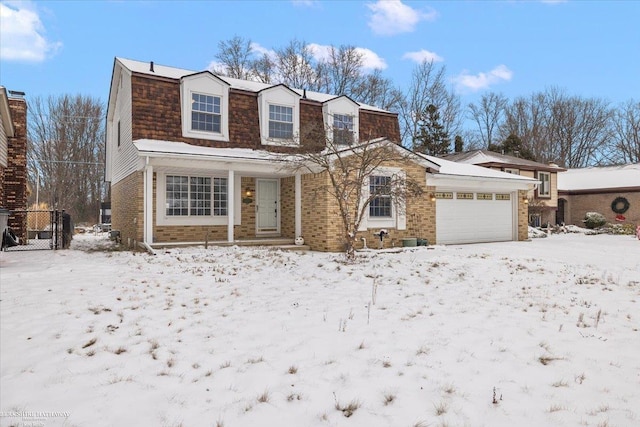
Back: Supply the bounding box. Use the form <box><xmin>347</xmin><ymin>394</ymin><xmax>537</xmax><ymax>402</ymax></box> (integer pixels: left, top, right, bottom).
<box><xmin>32</xmin><ymin>160</ymin><xmax>105</xmax><ymax>165</ymax></box>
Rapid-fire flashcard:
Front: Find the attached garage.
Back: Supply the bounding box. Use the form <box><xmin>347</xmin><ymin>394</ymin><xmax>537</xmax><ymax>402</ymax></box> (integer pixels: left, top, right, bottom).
<box><xmin>423</xmin><ymin>155</ymin><xmax>538</xmax><ymax>245</ymax></box>
<box><xmin>435</xmin><ymin>191</ymin><xmax>516</xmax><ymax>244</ymax></box>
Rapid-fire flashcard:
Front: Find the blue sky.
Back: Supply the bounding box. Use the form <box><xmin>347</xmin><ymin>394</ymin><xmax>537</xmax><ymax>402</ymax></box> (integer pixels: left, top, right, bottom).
<box><xmin>1</xmin><ymin>0</ymin><xmax>639</xmax><ymax>115</ymax></box>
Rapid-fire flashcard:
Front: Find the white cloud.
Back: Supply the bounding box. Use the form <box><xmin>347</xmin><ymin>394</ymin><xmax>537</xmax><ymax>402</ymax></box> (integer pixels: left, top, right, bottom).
<box><xmin>0</xmin><ymin>1</ymin><xmax>61</xmax><ymax>62</ymax></box>
<box><xmin>452</xmin><ymin>65</ymin><xmax>513</xmax><ymax>92</ymax></box>
<box><xmin>402</xmin><ymin>49</ymin><xmax>444</xmax><ymax>63</ymax></box>
<box><xmin>250</xmin><ymin>42</ymin><xmax>276</xmax><ymax>59</ymax></box>
<box><xmin>308</xmin><ymin>43</ymin><xmax>387</xmax><ymax>70</ymax></box>
<box><xmin>367</xmin><ymin>0</ymin><xmax>437</xmax><ymax>36</ymax></box>
<box><xmin>355</xmin><ymin>47</ymin><xmax>387</xmax><ymax>70</ymax></box>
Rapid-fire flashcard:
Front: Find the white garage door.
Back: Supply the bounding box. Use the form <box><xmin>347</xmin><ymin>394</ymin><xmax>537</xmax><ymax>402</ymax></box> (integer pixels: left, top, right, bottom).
<box><xmin>436</xmin><ymin>191</ymin><xmax>515</xmax><ymax>244</ymax></box>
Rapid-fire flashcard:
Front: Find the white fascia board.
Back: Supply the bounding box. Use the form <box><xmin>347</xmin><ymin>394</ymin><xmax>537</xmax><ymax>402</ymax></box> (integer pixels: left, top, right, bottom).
<box><xmin>427</xmin><ymin>173</ymin><xmax>538</xmax><ymax>191</ymax></box>
<box><xmin>143</xmin><ymin>154</ymin><xmax>290</xmax><ymax>176</ymax></box>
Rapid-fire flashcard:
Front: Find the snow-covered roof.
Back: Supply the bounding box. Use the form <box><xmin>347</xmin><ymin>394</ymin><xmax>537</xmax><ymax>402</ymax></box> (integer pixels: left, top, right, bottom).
<box><xmin>134</xmin><ymin>139</ymin><xmax>286</xmax><ymax>162</ymax></box>
<box><xmin>116</xmin><ymin>57</ymin><xmax>387</xmax><ymax>113</ymax></box>
<box><xmin>423</xmin><ymin>154</ymin><xmax>538</xmax><ymax>183</ymax></box>
<box><xmin>558</xmin><ymin>163</ymin><xmax>640</xmax><ymax>191</ymax></box>
<box><xmin>445</xmin><ymin>150</ymin><xmax>565</xmax><ymax>172</ymax></box>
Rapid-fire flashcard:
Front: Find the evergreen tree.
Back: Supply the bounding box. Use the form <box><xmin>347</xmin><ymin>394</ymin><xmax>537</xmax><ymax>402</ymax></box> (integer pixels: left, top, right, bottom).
<box><xmin>454</xmin><ymin>135</ymin><xmax>464</xmax><ymax>152</ymax></box>
<box><xmin>412</xmin><ymin>104</ymin><xmax>451</xmax><ymax>156</ymax></box>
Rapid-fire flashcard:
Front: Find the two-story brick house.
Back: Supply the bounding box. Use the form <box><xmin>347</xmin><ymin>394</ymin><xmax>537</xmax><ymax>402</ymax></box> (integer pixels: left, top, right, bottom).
<box><xmin>445</xmin><ymin>150</ymin><xmax>565</xmax><ymax>227</ymax></box>
<box><xmin>106</xmin><ymin>58</ymin><xmax>536</xmax><ymax>250</ymax></box>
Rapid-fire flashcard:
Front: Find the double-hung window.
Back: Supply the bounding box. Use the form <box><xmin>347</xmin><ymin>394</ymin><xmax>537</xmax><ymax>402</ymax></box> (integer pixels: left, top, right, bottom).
<box><xmin>369</xmin><ymin>176</ymin><xmax>392</xmax><ymax>218</ymax></box>
<box><xmin>537</xmin><ymin>171</ymin><xmax>550</xmax><ymax>198</ymax></box>
<box><xmin>268</xmin><ymin>104</ymin><xmax>293</xmax><ymax>139</ymax></box>
<box><xmin>191</xmin><ymin>93</ymin><xmax>221</xmax><ymax>133</ymax></box>
<box><xmin>165</xmin><ymin>175</ymin><xmax>227</xmax><ymax>217</ymax></box>
<box><xmin>333</xmin><ymin>114</ymin><xmax>354</xmax><ymax>145</ymax></box>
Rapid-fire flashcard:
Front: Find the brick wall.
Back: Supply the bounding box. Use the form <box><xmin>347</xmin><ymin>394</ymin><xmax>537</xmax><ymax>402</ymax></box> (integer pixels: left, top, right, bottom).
<box><xmin>563</xmin><ymin>191</ymin><xmax>640</xmax><ymax>226</ymax></box>
<box><xmin>111</xmin><ymin>171</ymin><xmax>144</xmax><ymax>246</ymax></box>
<box><xmin>4</xmin><ymin>97</ymin><xmax>27</xmax><ymax>241</ymax></box>
<box><xmin>518</xmin><ymin>190</ymin><xmax>529</xmax><ymax>241</ymax></box>
<box><xmin>300</xmin><ymin>156</ymin><xmax>436</xmax><ymax>252</ymax></box>
<box><xmin>280</xmin><ymin>176</ymin><xmax>295</xmax><ymax>239</ymax></box>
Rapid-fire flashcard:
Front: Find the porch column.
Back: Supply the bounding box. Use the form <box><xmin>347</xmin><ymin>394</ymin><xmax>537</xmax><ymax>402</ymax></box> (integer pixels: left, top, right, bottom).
<box><xmin>143</xmin><ymin>163</ymin><xmax>153</xmax><ymax>244</ymax></box>
<box><xmin>295</xmin><ymin>173</ymin><xmax>302</xmax><ymax>238</ymax></box>
<box><xmin>227</xmin><ymin>169</ymin><xmax>235</xmax><ymax>243</ymax></box>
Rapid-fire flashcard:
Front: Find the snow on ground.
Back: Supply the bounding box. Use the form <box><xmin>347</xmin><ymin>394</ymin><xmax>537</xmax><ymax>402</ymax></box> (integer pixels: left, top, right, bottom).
<box><xmin>1</xmin><ymin>233</ymin><xmax>639</xmax><ymax>427</ymax></box>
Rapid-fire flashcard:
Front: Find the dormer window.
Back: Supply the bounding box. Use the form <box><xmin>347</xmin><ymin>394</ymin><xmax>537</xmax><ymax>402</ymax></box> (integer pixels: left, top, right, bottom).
<box><xmin>323</xmin><ymin>96</ymin><xmax>359</xmax><ymax>146</ymax></box>
<box><xmin>258</xmin><ymin>84</ymin><xmax>300</xmax><ymax>146</ymax></box>
<box><xmin>268</xmin><ymin>104</ymin><xmax>294</xmax><ymax>139</ymax></box>
<box><xmin>180</xmin><ymin>72</ymin><xmax>229</xmax><ymax>141</ymax></box>
<box><xmin>333</xmin><ymin>114</ymin><xmax>354</xmax><ymax>145</ymax></box>
<box><xmin>191</xmin><ymin>93</ymin><xmax>221</xmax><ymax>133</ymax></box>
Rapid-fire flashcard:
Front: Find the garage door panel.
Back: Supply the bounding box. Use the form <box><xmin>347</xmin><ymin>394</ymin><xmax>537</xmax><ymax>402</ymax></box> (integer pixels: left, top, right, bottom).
<box><xmin>436</xmin><ymin>194</ymin><xmax>514</xmax><ymax>244</ymax></box>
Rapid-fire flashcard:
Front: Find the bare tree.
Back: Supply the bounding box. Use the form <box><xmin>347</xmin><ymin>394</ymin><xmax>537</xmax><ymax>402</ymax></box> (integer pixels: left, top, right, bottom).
<box><xmin>468</xmin><ymin>92</ymin><xmax>508</xmax><ymax>149</ymax></box>
<box><xmin>351</xmin><ymin>69</ymin><xmax>404</xmax><ymax>111</ymax></box>
<box><xmin>501</xmin><ymin>88</ymin><xmax>613</xmax><ymax>167</ymax></box>
<box><xmin>314</xmin><ymin>45</ymin><xmax>364</xmax><ymax>96</ymax></box>
<box><xmin>213</xmin><ymin>35</ymin><xmax>255</xmax><ymax>80</ymax></box>
<box><xmin>27</xmin><ymin>95</ymin><xmax>105</xmax><ymax>224</ymax></box>
<box><xmin>399</xmin><ymin>60</ymin><xmax>461</xmax><ymax>148</ymax></box>
<box><xmin>286</xmin><ymin>130</ymin><xmax>423</xmax><ymax>259</ymax></box>
<box><xmin>610</xmin><ymin>100</ymin><xmax>640</xmax><ymax>164</ymax></box>
<box><xmin>274</xmin><ymin>39</ymin><xmax>321</xmax><ymax>91</ymax></box>
<box><xmin>251</xmin><ymin>53</ymin><xmax>275</xmax><ymax>84</ymax></box>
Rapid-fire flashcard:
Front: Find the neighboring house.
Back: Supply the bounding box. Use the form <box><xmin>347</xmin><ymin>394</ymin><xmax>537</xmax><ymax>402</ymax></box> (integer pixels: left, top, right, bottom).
<box><xmin>0</xmin><ymin>86</ymin><xmax>28</xmax><ymax>241</ymax></box>
<box><xmin>445</xmin><ymin>150</ymin><xmax>566</xmax><ymax>227</ymax></box>
<box><xmin>557</xmin><ymin>164</ymin><xmax>640</xmax><ymax>226</ymax></box>
<box><xmin>105</xmin><ymin>58</ymin><xmax>536</xmax><ymax>251</ymax></box>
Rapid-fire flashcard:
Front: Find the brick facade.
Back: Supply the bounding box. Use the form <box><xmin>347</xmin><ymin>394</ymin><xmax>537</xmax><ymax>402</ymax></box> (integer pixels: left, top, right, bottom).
<box><xmin>3</xmin><ymin>97</ymin><xmax>28</xmax><ymax>242</ymax></box>
<box><xmin>561</xmin><ymin>191</ymin><xmax>640</xmax><ymax>227</ymax></box>
<box><xmin>111</xmin><ymin>171</ymin><xmax>144</xmax><ymax>247</ymax></box>
<box><xmin>300</xmin><ymin>156</ymin><xmax>437</xmax><ymax>252</ymax></box>
<box><xmin>518</xmin><ymin>190</ymin><xmax>529</xmax><ymax>241</ymax></box>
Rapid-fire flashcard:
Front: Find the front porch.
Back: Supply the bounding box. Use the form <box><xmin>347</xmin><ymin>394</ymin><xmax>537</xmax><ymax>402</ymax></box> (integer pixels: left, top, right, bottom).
<box><xmin>148</xmin><ymin>236</ymin><xmax>310</xmax><ymax>251</ymax></box>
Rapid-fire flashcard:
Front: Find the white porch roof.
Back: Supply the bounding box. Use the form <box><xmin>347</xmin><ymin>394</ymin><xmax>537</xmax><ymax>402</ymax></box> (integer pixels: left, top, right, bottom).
<box><xmin>134</xmin><ymin>139</ymin><xmax>292</xmax><ymax>176</ymax></box>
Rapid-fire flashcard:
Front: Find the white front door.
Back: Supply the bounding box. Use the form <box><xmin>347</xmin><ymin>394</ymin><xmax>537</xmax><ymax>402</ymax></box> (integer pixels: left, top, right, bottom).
<box><xmin>256</xmin><ymin>179</ymin><xmax>279</xmax><ymax>233</ymax></box>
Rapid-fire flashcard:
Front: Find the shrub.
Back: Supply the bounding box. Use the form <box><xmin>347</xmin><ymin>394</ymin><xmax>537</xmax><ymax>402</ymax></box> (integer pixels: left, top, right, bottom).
<box><xmin>583</xmin><ymin>212</ymin><xmax>606</xmax><ymax>229</ymax></box>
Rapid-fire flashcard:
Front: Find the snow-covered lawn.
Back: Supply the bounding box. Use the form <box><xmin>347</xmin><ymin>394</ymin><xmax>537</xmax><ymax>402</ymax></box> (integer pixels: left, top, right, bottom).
<box><xmin>1</xmin><ymin>233</ymin><xmax>638</xmax><ymax>427</ymax></box>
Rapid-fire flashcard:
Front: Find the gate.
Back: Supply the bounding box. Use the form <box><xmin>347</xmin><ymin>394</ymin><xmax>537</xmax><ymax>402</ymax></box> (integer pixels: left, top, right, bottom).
<box><xmin>3</xmin><ymin>209</ymin><xmax>69</xmax><ymax>251</ymax></box>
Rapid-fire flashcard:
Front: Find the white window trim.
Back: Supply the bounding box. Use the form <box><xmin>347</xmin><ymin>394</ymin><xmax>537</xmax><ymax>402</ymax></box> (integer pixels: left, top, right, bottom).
<box><xmin>258</xmin><ymin>87</ymin><xmax>300</xmax><ymax>147</ymax></box>
<box><xmin>180</xmin><ymin>74</ymin><xmax>230</xmax><ymax>142</ymax></box>
<box><xmin>323</xmin><ymin>98</ymin><xmax>360</xmax><ymax>146</ymax></box>
<box><xmin>157</xmin><ymin>172</ymin><xmax>230</xmax><ymax>226</ymax></box>
<box><xmin>537</xmin><ymin>171</ymin><xmax>551</xmax><ymax>198</ymax></box>
<box><xmin>359</xmin><ymin>167</ymin><xmax>406</xmax><ymax>231</ymax></box>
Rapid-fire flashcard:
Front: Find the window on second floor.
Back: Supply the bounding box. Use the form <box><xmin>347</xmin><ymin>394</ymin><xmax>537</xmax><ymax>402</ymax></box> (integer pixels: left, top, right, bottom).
<box><xmin>180</xmin><ymin>72</ymin><xmax>230</xmax><ymax>142</ymax></box>
<box><xmin>333</xmin><ymin>114</ymin><xmax>354</xmax><ymax>145</ymax></box>
<box><xmin>369</xmin><ymin>175</ymin><xmax>392</xmax><ymax>218</ymax></box>
<box><xmin>268</xmin><ymin>104</ymin><xmax>293</xmax><ymax>139</ymax></box>
<box><xmin>191</xmin><ymin>93</ymin><xmax>221</xmax><ymax>133</ymax></box>
<box><xmin>537</xmin><ymin>171</ymin><xmax>551</xmax><ymax>198</ymax></box>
